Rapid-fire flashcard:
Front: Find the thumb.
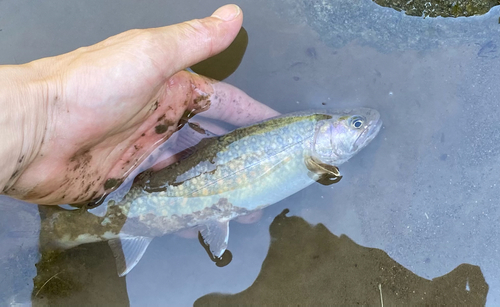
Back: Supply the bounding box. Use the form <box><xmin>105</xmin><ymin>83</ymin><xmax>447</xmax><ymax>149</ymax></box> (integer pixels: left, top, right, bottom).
<box><xmin>153</xmin><ymin>4</ymin><xmax>243</xmax><ymax>76</ymax></box>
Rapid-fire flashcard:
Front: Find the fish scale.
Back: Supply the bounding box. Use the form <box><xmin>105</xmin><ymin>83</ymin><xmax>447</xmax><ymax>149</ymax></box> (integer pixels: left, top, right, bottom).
<box><xmin>123</xmin><ymin>116</ymin><xmax>319</xmax><ymax>219</ymax></box>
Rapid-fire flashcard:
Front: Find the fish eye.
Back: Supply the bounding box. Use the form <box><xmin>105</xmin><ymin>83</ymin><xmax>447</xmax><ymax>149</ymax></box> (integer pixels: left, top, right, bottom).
<box><xmin>349</xmin><ymin>116</ymin><xmax>365</xmax><ymax>129</ymax></box>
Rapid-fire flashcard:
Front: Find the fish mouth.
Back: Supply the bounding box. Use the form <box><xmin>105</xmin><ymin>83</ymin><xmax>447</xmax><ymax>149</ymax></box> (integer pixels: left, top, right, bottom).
<box><xmin>353</xmin><ymin>112</ymin><xmax>382</xmax><ymax>150</ymax></box>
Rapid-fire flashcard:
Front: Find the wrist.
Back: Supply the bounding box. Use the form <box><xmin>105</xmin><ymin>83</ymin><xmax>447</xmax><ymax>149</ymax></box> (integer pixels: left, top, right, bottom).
<box><xmin>0</xmin><ymin>62</ymin><xmax>51</xmax><ymax>196</ymax></box>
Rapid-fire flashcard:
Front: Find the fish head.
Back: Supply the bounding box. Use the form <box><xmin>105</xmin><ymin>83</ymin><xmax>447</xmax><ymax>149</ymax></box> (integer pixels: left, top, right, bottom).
<box><xmin>311</xmin><ymin>108</ymin><xmax>382</xmax><ymax>165</ymax></box>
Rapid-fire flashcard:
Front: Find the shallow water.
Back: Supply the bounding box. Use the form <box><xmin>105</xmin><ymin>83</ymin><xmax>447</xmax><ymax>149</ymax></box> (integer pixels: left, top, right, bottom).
<box><xmin>1</xmin><ymin>0</ymin><xmax>499</xmax><ymax>305</ymax></box>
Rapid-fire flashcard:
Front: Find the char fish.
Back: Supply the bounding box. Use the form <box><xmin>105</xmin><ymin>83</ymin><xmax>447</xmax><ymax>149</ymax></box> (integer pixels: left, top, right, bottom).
<box><xmin>39</xmin><ymin>108</ymin><xmax>382</xmax><ymax>276</ymax></box>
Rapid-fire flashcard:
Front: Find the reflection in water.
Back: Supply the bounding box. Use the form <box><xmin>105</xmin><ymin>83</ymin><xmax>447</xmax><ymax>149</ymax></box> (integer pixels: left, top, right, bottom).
<box><xmin>196</xmin><ymin>209</ymin><xmax>489</xmax><ymax>306</ymax></box>
<box><xmin>0</xmin><ymin>200</ymin><xmax>39</xmax><ymax>305</ymax></box>
<box><xmin>0</xmin><ymin>246</ymin><xmax>38</xmax><ymax>305</ymax></box>
<box><xmin>32</xmin><ymin>208</ymin><xmax>488</xmax><ymax>305</ymax></box>
<box><xmin>32</xmin><ymin>205</ymin><xmax>129</xmax><ymax>305</ymax></box>
<box><xmin>32</xmin><ymin>242</ymin><xmax>129</xmax><ymax>306</ymax></box>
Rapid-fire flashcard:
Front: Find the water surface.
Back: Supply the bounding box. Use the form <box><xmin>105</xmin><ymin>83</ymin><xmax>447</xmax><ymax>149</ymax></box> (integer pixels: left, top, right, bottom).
<box><xmin>1</xmin><ymin>0</ymin><xmax>499</xmax><ymax>305</ymax></box>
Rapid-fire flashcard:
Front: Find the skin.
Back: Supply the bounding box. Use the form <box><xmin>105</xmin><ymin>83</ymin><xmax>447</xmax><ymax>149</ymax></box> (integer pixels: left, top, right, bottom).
<box><xmin>0</xmin><ymin>4</ymin><xmax>279</xmax><ymax>205</ymax></box>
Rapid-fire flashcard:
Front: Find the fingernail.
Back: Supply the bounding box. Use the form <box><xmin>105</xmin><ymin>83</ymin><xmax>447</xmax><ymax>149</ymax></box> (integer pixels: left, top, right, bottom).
<box><xmin>211</xmin><ymin>4</ymin><xmax>241</xmax><ymax>21</ymax></box>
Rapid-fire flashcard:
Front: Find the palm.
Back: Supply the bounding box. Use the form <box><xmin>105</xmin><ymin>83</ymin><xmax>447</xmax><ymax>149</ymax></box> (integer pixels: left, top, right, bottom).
<box><xmin>49</xmin><ymin>67</ymin><xmax>207</xmax><ymax>204</ymax></box>
<box><xmin>27</xmin><ymin>57</ymin><xmax>208</xmax><ymax>203</ymax></box>
<box><xmin>21</xmin><ymin>54</ymin><xmax>276</xmax><ymax>204</ymax></box>
<box><xmin>6</xmin><ymin>12</ymin><xmax>279</xmax><ymax>205</ymax></box>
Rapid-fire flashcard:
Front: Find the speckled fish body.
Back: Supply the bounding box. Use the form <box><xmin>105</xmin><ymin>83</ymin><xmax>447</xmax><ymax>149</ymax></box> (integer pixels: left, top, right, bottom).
<box><xmin>41</xmin><ymin>108</ymin><xmax>382</xmax><ymax>276</ymax></box>
<box><xmin>118</xmin><ymin>112</ymin><xmax>330</xmax><ymax>233</ymax></box>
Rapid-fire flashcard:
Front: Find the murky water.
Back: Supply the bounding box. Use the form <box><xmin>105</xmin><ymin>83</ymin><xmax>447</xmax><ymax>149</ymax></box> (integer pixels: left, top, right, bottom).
<box><xmin>1</xmin><ymin>0</ymin><xmax>499</xmax><ymax>305</ymax></box>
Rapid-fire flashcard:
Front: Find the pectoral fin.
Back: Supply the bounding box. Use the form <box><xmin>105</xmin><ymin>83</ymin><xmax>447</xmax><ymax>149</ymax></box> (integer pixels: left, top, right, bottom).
<box><xmin>108</xmin><ymin>236</ymin><xmax>153</xmax><ymax>277</ymax></box>
<box><xmin>305</xmin><ymin>156</ymin><xmax>342</xmax><ymax>185</ymax></box>
<box><xmin>198</xmin><ymin>221</ymin><xmax>233</xmax><ymax>267</ymax></box>
<box><xmin>199</xmin><ymin>221</ymin><xmax>229</xmax><ymax>258</ymax></box>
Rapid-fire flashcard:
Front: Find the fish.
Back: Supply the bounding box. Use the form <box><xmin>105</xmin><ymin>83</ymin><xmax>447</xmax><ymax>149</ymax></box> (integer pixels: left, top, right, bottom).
<box><xmin>38</xmin><ymin>108</ymin><xmax>382</xmax><ymax>276</ymax></box>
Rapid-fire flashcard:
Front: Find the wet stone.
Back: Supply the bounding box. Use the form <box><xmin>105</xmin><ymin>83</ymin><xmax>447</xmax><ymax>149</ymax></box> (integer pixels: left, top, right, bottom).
<box><xmin>373</xmin><ymin>0</ymin><xmax>498</xmax><ymax>17</ymax></box>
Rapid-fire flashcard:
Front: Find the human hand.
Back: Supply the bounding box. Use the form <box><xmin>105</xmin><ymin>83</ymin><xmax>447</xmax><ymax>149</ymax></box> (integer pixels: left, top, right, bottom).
<box><xmin>0</xmin><ymin>4</ymin><xmax>279</xmax><ymax>205</ymax></box>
